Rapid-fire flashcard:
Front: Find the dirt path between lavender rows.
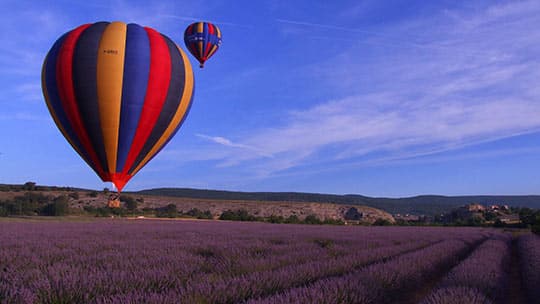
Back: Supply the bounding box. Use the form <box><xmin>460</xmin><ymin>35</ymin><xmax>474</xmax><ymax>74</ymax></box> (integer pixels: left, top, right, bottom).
<box><xmin>503</xmin><ymin>237</ymin><xmax>527</xmax><ymax>304</ymax></box>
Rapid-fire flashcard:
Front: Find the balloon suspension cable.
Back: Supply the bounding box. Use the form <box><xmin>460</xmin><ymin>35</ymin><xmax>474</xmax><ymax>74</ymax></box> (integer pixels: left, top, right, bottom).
<box><xmin>111</xmin><ymin>182</ymin><xmax>120</xmax><ymax>195</ymax></box>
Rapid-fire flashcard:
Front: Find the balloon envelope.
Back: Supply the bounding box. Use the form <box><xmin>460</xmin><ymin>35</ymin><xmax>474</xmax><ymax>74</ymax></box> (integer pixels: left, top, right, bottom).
<box><xmin>42</xmin><ymin>21</ymin><xmax>194</xmax><ymax>191</ymax></box>
<box><xmin>184</xmin><ymin>22</ymin><xmax>222</xmax><ymax>68</ymax></box>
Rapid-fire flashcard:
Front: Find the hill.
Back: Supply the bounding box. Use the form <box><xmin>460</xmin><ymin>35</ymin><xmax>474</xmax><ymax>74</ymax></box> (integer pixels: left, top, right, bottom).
<box><xmin>0</xmin><ymin>184</ymin><xmax>394</xmax><ymax>224</ymax></box>
<box><xmin>135</xmin><ymin>188</ymin><xmax>540</xmax><ymax>215</ymax></box>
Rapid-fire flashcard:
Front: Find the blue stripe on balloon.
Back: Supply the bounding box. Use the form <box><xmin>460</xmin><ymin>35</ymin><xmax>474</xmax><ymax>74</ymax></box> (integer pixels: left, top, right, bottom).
<box><xmin>128</xmin><ymin>34</ymin><xmax>186</xmax><ymax>174</ymax></box>
<box><xmin>72</xmin><ymin>22</ymin><xmax>110</xmax><ymax>174</ymax></box>
<box><xmin>116</xmin><ymin>23</ymin><xmax>151</xmax><ymax>172</ymax></box>
<box><xmin>203</xmin><ymin>23</ymin><xmax>209</xmax><ymax>55</ymax></box>
<box><xmin>44</xmin><ymin>33</ymin><xmax>93</xmax><ymax>166</ymax></box>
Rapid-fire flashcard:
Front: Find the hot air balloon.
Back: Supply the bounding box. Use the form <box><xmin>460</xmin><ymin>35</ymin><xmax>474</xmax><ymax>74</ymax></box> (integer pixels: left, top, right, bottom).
<box><xmin>41</xmin><ymin>21</ymin><xmax>194</xmax><ymax>192</ymax></box>
<box><xmin>184</xmin><ymin>22</ymin><xmax>222</xmax><ymax>68</ymax></box>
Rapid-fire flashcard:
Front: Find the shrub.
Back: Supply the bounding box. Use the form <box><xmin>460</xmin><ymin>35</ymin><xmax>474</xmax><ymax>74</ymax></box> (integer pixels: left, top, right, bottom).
<box><xmin>156</xmin><ymin>204</ymin><xmax>178</xmax><ymax>218</ymax></box>
<box><xmin>95</xmin><ymin>207</ymin><xmax>111</xmax><ymax>217</ymax></box>
<box><xmin>219</xmin><ymin>209</ymin><xmax>257</xmax><ymax>221</ymax></box>
<box><xmin>0</xmin><ymin>205</ymin><xmax>7</xmax><ymax>217</ymax></box>
<box><xmin>323</xmin><ymin>218</ymin><xmax>345</xmax><ymax>225</ymax></box>
<box><xmin>284</xmin><ymin>215</ymin><xmax>300</xmax><ymax>224</ymax></box>
<box><xmin>22</xmin><ymin>182</ymin><xmax>36</xmax><ymax>191</ymax></box>
<box><xmin>304</xmin><ymin>214</ymin><xmax>322</xmax><ymax>225</ymax></box>
<box><xmin>185</xmin><ymin>208</ymin><xmax>213</xmax><ymax>219</ymax></box>
<box><xmin>344</xmin><ymin>207</ymin><xmax>363</xmax><ymax>221</ymax></box>
<box><xmin>532</xmin><ymin>225</ymin><xmax>540</xmax><ymax>235</ymax></box>
<box><xmin>120</xmin><ymin>195</ymin><xmax>138</xmax><ymax>211</ymax></box>
<box><xmin>41</xmin><ymin>195</ymin><xmax>69</xmax><ymax>216</ymax></box>
<box><xmin>373</xmin><ymin>218</ymin><xmax>393</xmax><ymax>226</ymax></box>
<box><xmin>83</xmin><ymin>206</ymin><xmax>97</xmax><ymax>214</ymax></box>
<box><xmin>267</xmin><ymin>214</ymin><xmax>285</xmax><ymax>224</ymax></box>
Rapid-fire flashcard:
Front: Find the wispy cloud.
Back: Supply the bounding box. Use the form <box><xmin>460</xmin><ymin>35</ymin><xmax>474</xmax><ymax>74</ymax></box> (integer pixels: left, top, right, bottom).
<box><xmin>159</xmin><ymin>14</ymin><xmax>253</xmax><ymax>29</ymax></box>
<box><xmin>198</xmin><ymin>1</ymin><xmax>540</xmax><ymax>177</ymax></box>
<box><xmin>196</xmin><ymin>133</ymin><xmax>273</xmax><ymax>158</ymax></box>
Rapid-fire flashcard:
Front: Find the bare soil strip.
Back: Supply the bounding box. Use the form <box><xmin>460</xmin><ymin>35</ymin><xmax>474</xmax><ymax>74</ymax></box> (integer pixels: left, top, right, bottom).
<box><xmin>503</xmin><ymin>237</ymin><xmax>527</xmax><ymax>304</ymax></box>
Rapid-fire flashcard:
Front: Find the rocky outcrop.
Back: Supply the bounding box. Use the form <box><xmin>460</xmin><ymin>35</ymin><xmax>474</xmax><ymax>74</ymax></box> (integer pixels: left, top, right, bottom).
<box><xmin>140</xmin><ymin>196</ymin><xmax>395</xmax><ymax>224</ymax></box>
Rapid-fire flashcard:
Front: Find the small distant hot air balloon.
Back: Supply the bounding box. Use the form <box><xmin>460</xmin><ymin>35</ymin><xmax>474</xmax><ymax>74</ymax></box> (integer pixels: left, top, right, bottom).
<box><xmin>41</xmin><ymin>21</ymin><xmax>195</xmax><ymax>192</ymax></box>
<box><xmin>184</xmin><ymin>22</ymin><xmax>222</xmax><ymax>68</ymax></box>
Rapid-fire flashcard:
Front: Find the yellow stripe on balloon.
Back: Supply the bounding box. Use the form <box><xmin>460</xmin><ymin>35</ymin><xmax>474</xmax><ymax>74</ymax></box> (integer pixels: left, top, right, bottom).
<box><xmin>96</xmin><ymin>21</ymin><xmax>127</xmax><ymax>173</ymax></box>
<box><xmin>197</xmin><ymin>22</ymin><xmax>204</xmax><ymax>58</ymax></box>
<box><xmin>215</xmin><ymin>26</ymin><xmax>221</xmax><ymax>39</ymax></box>
<box><xmin>207</xmin><ymin>44</ymin><xmax>218</xmax><ymax>58</ymax></box>
<box><xmin>131</xmin><ymin>45</ymin><xmax>194</xmax><ymax>175</ymax></box>
<box><xmin>42</xmin><ymin>55</ymin><xmax>87</xmax><ymax>163</ymax></box>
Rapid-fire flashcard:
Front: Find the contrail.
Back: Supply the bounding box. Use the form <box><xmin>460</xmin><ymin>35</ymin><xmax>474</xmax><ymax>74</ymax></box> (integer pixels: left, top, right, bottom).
<box><xmin>275</xmin><ymin>18</ymin><xmax>489</xmax><ymax>58</ymax></box>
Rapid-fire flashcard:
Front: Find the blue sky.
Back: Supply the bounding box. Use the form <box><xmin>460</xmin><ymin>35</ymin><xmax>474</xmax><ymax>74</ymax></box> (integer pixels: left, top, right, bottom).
<box><xmin>1</xmin><ymin>0</ymin><xmax>540</xmax><ymax>197</ymax></box>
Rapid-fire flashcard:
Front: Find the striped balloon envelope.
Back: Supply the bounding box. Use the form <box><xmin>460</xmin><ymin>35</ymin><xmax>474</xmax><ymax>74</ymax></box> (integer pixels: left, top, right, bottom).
<box><xmin>41</xmin><ymin>21</ymin><xmax>194</xmax><ymax>192</ymax></box>
<box><xmin>184</xmin><ymin>22</ymin><xmax>222</xmax><ymax>68</ymax></box>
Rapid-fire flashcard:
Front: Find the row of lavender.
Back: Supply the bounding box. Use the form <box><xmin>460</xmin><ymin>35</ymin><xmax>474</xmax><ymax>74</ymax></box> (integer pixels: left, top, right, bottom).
<box><xmin>421</xmin><ymin>234</ymin><xmax>512</xmax><ymax>304</ymax></box>
<box><xmin>252</xmin><ymin>232</ymin><xmax>540</xmax><ymax>304</ymax></box>
<box><xmin>0</xmin><ymin>220</ymin><xmax>494</xmax><ymax>303</ymax></box>
<box><xmin>421</xmin><ymin>233</ymin><xmax>540</xmax><ymax>304</ymax></box>
<box><xmin>519</xmin><ymin>234</ymin><xmax>540</xmax><ymax>302</ymax></box>
<box><xmin>248</xmin><ymin>238</ymin><xmax>481</xmax><ymax>304</ymax></box>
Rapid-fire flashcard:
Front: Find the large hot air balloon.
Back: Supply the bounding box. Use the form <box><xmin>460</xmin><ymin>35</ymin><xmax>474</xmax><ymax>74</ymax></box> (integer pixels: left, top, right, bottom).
<box><xmin>41</xmin><ymin>21</ymin><xmax>194</xmax><ymax>192</ymax></box>
<box><xmin>184</xmin><ymin>22</ymin><xmax>222</xmax><ymax>68</ymax></box>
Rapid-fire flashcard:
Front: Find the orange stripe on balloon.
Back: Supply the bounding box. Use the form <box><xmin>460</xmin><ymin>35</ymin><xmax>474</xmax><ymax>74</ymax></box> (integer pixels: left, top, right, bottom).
<box><xmin>207</xmin><ymin>44</ymin><xmax>218</xmax><ymax>59</ymax></box>
<box><xmin>96</xmin><ymin>21</ymin><xmax>127</xmax><ymax>173</ymax></box>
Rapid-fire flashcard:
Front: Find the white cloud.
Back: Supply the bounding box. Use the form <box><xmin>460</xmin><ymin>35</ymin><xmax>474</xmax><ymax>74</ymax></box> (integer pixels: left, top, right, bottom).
<box><xmin>196</xmin><ymin>133</ymin><xmax>273</xmax><ymax>159</ymax></box>
<box><xmin>197</xmin><ymin>1</ymin><xmax>540</xmax><ymax>176</ymax></box>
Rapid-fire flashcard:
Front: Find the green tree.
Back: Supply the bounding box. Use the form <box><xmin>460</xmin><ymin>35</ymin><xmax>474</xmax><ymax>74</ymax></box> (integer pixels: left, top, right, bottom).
<box><xmin>120</xmin><ymin>195</ymin><xmax>138</xmax><ymax>211</ymax></box>
<box><xmin>304</xmin><ymin>214</ymin><xmax>322</xmax><ymax>225</ymax></box>
<box><xmin>284</xmin><ymin>215</ymin><xmax>300</xmax><ymax>224</ymax></box>
<box><xmin>268</xmin><ymin>214</ymin><xmax>285</xmax><ymax>224</ymax></box>
<box><xmin>41</xmin><ymin>195</ymin><xmax>69</xmax><ymax>216</ymax></box>
<box><xmin>185</xmin><ymin>208</ymin><xmax>212</xmax><ymax>219</ymax></box>
<box><xmin>23</xmin><ymin>182</ymin><xmax>36</xmax><ymax>191</ymax></box>
<box><xmin>219</xmin><ymin>209</ymin><xmax>256</xmax><ymax>221</ymax></box>
<box><xmin>519</xmin><ymin>208</ymin><xmax>536</xmax><ymax>226</ymax></box>
<box><xmin>157</xmin><ymin>204</ymin><xmax>178</xmax><ymax>218</ymax></box>
<box><xmin>532</xmin><ymin>224</ymin><xmax>540</xmax><ymax>235</ymax></box>
<box><xmin>0</xmin><ymin>205</ymin><xmax>7</xmax><ymax>217</ymax></box>
<box><xmin>373</xmin><ymin>218</ymin><xmax>393</xmax><ymax>226</ymax></box>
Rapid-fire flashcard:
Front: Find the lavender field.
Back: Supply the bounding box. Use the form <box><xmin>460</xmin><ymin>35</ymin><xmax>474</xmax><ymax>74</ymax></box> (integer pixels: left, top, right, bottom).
<box><xmin>0</xmin><ymin>219</ymin><xmax>538</xmax><ymax>304</ymax></box>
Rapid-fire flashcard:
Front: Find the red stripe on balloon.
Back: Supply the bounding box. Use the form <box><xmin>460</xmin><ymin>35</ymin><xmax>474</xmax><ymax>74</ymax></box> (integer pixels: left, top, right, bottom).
<box><xmin>121</xmin><ymin>27</ymin><xmax>172</xmax><ymax>175</ymax></box>
<box><xmin>208</xmin><ymin>23</ymin><xmax>214</xmax><ymax>35</ymax></box>
<box><xmin>203</xmin><ymin>41</ymin><xmax>212</xmax><ymax>59</ymax></box>
<box><xmin>55</xmin><ymin>24</ymin><xmax>107</xmax><ymax>179</ymax></box>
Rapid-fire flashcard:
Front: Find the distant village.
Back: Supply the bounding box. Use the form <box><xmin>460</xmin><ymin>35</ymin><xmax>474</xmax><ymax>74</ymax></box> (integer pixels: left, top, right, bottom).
<box><xmin>393</xmin><ymin>203</ymin><xmax>524</xmax><ymax>226</ymax></box>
